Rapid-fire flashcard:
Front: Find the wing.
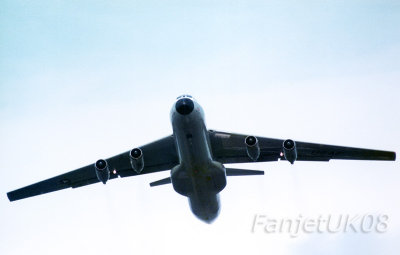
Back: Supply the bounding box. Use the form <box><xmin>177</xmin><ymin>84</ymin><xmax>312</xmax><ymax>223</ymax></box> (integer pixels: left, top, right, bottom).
<box><xmin>209</xmin><ymin>130</ymin><xmax>396</xmax><ymax>164</ymax></box>
<box><xmin>7</xmin><ymin>135</ymin><xmax>179</xmax><ymax>201</ymax></box>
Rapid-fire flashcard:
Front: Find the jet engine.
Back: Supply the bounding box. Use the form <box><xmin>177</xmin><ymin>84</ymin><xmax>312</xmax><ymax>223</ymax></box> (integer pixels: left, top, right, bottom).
<box><xmin>245</xmin><ymin>136</ymin><xmax>260</xmax><ymax>161</ymax></box>
<box><xmin>94</xmin><ymin>159</ymin><xmax>110</xmax><ymax>184</ymax></box>
<box><xmin>130</xmin><ymin>148</ymin><xmax>144</xmax><ymax>173</ymax></box>
<box><xmin>283</xmin><ymin>139</ymin><xmax>297</xmax><ymax>164</ymax></box>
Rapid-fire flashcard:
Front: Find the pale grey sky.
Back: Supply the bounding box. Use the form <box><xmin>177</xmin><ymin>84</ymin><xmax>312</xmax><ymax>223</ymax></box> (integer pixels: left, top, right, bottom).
<box><xmin>1</xmin><ymin>1</ymin><xmax>399</xmax><ymax>254</ymax></box>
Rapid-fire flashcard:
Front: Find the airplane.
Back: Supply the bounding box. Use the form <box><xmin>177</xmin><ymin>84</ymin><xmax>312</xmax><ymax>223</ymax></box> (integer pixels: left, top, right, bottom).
<box><xmin>7</xmin><ymin>95</ymin><xmax>396</xmax><ymax>223</ymax></box>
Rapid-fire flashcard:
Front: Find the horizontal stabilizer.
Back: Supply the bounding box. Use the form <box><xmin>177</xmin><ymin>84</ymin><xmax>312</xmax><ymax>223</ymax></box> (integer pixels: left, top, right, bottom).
<box><xmin>226</xmin><ymin>168</ymin><xmax>264</xmax><ymax>176</ymax></box>
<box><xmin>150</xmin><ymin>177</ymin><xmax>171</xmax><ymax>187</ymax></box>
<box><xmin>149</xmin><ymin>169</ymin><xmax>264</xmax><ymax>187</ymax></box>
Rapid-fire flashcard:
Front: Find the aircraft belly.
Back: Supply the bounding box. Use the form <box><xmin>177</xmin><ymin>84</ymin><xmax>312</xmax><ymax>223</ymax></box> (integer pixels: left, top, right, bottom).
<box><xmin>171</xmin><ymin>161</ymin><xmax>226</xmax><ymax>193</ymax></box>
<box><xmin>171</xmin><ymin>106</ymin><xmax>226</xmax><ymax>222</ymax></box>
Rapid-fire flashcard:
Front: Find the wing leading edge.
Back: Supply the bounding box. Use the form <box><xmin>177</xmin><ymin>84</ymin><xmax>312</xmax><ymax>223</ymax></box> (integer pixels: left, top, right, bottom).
<box><xmin>7</xmin><ymin>135</ymin><xmax>179</xmax><ymax>202</ymax></box>
<box><xmin>209</xmin><ymin>130</ymin><xmax>396</xmax><ymax>163</ymax></box>
<box><xmin>7</xmin><ymin>131</ymin><xmax>395</xmax><ymax>201</ymax></box>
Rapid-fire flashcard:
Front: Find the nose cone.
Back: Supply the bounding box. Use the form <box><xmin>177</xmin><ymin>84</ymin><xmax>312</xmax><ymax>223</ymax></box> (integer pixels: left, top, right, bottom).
<box><xmin>175</xmin><ymin>98</ymin><xmax>194</xmax><ymax>115</ymax></box>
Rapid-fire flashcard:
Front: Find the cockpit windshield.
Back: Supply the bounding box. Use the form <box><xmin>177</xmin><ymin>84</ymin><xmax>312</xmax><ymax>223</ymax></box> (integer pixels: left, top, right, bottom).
<box><xmin>176</xmin><ymin>95</ymin><xmax>193</xmax><ymax>100</ymax></box>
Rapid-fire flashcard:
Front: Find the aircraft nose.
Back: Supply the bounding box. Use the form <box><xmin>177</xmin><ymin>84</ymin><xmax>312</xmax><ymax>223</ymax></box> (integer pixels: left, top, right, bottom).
<box><xmin>175</xmin><ymin>98</ymin><xmax>194</xmax><ymax>115</ymax></box>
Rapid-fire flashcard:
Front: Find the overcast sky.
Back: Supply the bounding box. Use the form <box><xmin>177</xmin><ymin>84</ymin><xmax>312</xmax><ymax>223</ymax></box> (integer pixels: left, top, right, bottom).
<box><xmin>1</xmin><ymin>1</ymin><xmax>399</xmax><ymax>254</ymax></box>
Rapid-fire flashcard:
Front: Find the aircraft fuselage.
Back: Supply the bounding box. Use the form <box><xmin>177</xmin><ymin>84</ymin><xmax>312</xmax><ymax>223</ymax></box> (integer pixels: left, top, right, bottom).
<box><xmin>170</xmin><ymin>96</ymin><xmax>226</xmax><ymax>223</ymax></box>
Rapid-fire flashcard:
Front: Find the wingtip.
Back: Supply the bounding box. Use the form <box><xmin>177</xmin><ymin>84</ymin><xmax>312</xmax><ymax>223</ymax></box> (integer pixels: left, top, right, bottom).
<box><xmin>7</xmin><ymin>192</ymin><xmax>15</xmax><ymax>202</ymax></box>
<box><xmin>387</xmin><ymin>151</ymin><xmax>396</xmax><ymax>161</ymax></box>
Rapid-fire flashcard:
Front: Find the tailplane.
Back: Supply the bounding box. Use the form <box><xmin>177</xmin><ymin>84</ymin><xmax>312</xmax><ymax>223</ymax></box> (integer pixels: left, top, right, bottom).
<box><xmin>149</xmin><ymin>168</ymin><xmax>264</xmax><ymax>187</ymax></box>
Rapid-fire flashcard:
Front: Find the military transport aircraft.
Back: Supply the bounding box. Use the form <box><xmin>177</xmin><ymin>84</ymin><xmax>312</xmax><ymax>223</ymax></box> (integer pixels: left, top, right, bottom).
<box><xmin>7</xmin><ymin>95</ymin><xmax>396</xmax><ymax>223</ymax></box>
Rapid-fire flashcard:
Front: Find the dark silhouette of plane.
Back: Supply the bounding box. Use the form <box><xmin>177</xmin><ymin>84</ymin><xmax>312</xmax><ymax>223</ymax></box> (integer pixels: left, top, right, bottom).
<box><xmin>7</xmin><ymin>95</ymin><xmax>396</xmax><ymax>223</ymax></box>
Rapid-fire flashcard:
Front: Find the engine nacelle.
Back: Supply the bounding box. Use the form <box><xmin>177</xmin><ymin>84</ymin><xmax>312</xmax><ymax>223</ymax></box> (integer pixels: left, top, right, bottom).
<box><xmin>130</xmin><ymin>148</ymin><xmax>144</xmax><ymax>173</ymax></box>
<box><xmin>94</xmin><ymin>159</ymin><xmax>110</xmax><ymax>184</ymax></box>
<box><xmin>283</xmin><ymin>139</ymin><xmax>297</xmax><ymax>164</ymax></box>
<box><xmin>245</xmin><ymin>136</ymin><xmax>260</xmax><ymax>161</ymax></box>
